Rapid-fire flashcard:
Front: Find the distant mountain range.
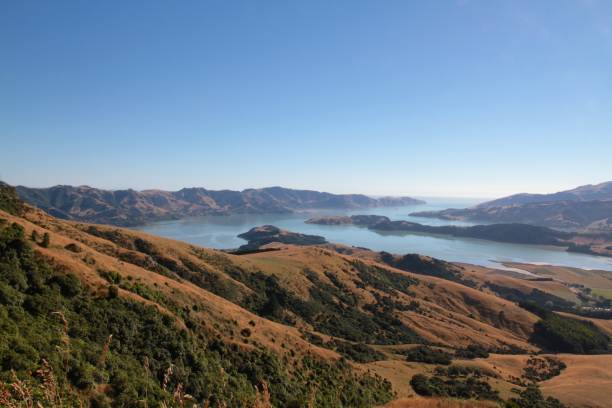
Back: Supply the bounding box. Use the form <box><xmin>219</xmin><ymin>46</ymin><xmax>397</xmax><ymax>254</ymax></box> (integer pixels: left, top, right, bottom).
<box><xmin>13</xmin><ymin>184</ymin><xmax>425</xmax><ymax>226</ymax></box>
<box><xmin>411</xmin><ymin>181</ymin><xmax>612</xmax><ymax>232</ymax></box>
<box><xmin>475</xmin><ymin>181</ymin><xmax>612</xmax><ymax>208</ymax></box>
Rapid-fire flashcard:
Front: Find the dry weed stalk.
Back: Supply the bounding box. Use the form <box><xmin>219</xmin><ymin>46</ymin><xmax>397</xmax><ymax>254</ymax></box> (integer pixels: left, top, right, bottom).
<box><xmin>162</xmin><ymin>364</ymin><xmax>174</xmax><ymax>392</ymax></box>
<box><xmin>0</xmin><ymin>381</ymin><xmax>17</xmax><ymax>408</ymax></box>
<box><xmin>9</xmin><ymin>370</ymin><xmax>34</xmax><ymax>408</ymax></box>
<box><xmin>51</xmin><ymin>311</ymin><xmax>69</xmax><ymax>343</ymax></box>
<box><xmin>97</xmin><ymin>334</ymin><xmax>113</xmax><ymax>368</ymax></box>
<box><xmin>35</xmin><ymin>359</ymin><xmax>58</xmax><ymax>406</ymax></box>
<box><xmin>252</xmin><ymin>382</ymin><xmax>272</xmax><ymax>408</ymax></box>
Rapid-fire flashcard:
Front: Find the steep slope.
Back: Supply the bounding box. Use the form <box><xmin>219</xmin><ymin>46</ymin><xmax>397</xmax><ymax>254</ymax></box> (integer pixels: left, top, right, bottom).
<box><xmin>15</xmin><ymin>184</ymin><xmax>425</xmax><ymax>226</ymax></box>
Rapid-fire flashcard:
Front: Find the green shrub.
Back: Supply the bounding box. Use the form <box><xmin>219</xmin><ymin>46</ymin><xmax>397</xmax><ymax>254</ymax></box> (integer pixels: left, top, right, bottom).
<box><xmin>523</xmin><ymin>356</ymin><xmax>566</xmax><ymax>382</ymax></box>
<box><xmin>404</xmin><ymin>346</ymin><xmax>452</xmax><ymax>365</ymax></box>
<box><xmin>410</xmin><ymin>373</ymin><xmax>499</xmax><ymax>401</ymax></box>
<box><xmin>0</xmin><ymin>182</ymin><xmax>24</xmax><ymax>216</ymax></box>
<box><xmin>64</xmin><ymin>243</ymin><xmax>82</xmax><ymax>253</ymax></box>
<box><xmin>505</xmin><ymin>384</ymin><xmax>566</xmax><ymax>407</ymax></box>
<box><xmin>455</xmin><ymin>344</ymin><xmax>490</xmax><ymax>359</ymax></box>
<box><xmin>40</xmin><ymin>232</ymin><xmax>50</xmax><ymax>248</ymax></box>
<box><xmin>531</xmin><ymin>313</ymin><xmax>610</xmax><ymax>354</ymax></box>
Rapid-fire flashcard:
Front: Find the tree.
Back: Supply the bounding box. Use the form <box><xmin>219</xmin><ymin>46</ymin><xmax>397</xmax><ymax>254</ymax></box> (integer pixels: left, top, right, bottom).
<box><xmin>40</xmin><ymin>232</ymin><xmax>50</xmax><ymax>248</ymax></box>
<box><xmin>410</xmin><ymin>374</ymin><xmax>432</xmax><ymax>396</ymax></box>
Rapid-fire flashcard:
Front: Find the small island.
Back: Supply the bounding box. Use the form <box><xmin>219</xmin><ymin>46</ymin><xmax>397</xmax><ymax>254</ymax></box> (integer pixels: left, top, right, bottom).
<box><xmin>236</xmin><ymin>225</ymin><xmax>327</xmax><ymax>251</ymax></box>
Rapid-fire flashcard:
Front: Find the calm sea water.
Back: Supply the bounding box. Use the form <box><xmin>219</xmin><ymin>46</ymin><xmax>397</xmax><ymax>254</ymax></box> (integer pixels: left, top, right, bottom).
<box><xmin>133</xmin><ymin>197</ymin><xmax>612</xmax><ymax>272</ymax></box>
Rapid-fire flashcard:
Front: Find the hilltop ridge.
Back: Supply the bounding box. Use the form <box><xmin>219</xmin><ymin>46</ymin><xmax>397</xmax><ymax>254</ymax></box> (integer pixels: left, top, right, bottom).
<box><xmin>15</xmin><ymin>184</ymin><xmax>425</xmax><ymax>227</ymax></box>
<box><xmin>476</xmin><ymin>181</ymin><xmax>612</xmax><ymax>208</ymax></box>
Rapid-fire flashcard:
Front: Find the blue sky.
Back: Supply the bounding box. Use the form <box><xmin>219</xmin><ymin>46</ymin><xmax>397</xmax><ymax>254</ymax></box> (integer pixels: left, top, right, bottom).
<box><xmin>1</xmin><ymin>1</ymin><xmax>611</xmax><ymax>197</ymax></box>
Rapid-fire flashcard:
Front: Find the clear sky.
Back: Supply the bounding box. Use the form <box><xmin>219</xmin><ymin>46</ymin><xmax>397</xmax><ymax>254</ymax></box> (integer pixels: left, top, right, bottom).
<box><xmin>1</xmin><ymin>1</ymin><xmax>611</xmax><ymax>198</ymax></box>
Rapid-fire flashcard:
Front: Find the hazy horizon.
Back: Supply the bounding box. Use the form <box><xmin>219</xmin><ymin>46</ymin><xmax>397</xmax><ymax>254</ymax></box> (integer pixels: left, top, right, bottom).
<box><xmin>2</xmin><ymin>1</ymin><xmax>611</xmax><ymax>197</ymax></box>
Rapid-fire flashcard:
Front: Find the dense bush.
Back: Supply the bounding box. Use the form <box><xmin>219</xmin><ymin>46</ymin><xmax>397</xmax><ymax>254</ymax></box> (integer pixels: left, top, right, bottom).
<box><xmin>326</xmin><ymin>339</ymin><xmax>385</xmax><ymax>363</ymax></box>
<box><xmin>454</xmin><ymin>344</ymin><xmax>490</xmax><ymax>359</ymax></box>
<box><xmin>531</xmin><ymin>313</ymin><xmax>610</xmax><ymax>354</ymax></box>
<box><xmin>0</xmin><ymin>182</ymin><xmax>24</xmax><ymax>215</ymax></box>
<box><xmin>523</xmin><ymin>356</ymin><xmax>566</xmax><ymax>382</ymax></box>
<box><xmin>0</xmin><ymin>221</ymin><xmax>395</xmax><ymax>407</ymax></box>
<box><xmin>64</xmin><ymin>243</ymin><xmax>82</xmax><ymax>253</ymax></box>
<box><xmin>505</xmin><ymin>384</ymin><xmax>566</xmax><ymax>408</ymax></box>
<box><xmin>404</xmin><ymin>346</ymin><xmax>452</xmax><ymax>365</ymax></box>
<box><xmin>489</xmin><ymin>284</ymin><xmax>575</xmax><ymax>311</ymax></box>
<box><xmin>409</xmin><ymin>373</ymin><xmax>499</xmax><ymax>400</ymax></box>
<box><xmin>435</xmin><ymin>364</ymin><xmax>496</xmax><ymax>379</ymax></box>
<box><xmin>520</xmin><ymin>302</ymin><xmax>611</xmax><ymax>354</ymax></box>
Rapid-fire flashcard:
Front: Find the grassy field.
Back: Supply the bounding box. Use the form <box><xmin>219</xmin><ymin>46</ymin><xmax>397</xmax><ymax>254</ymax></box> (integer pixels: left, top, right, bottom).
<box><xmin>592</xmin><ymin>287</ymin><xmax>612</xmax><ymax>300</ymax></box>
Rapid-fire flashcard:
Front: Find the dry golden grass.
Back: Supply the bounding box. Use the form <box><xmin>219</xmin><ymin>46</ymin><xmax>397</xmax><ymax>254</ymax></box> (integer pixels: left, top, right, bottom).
<box><xmin>461</xmin><ymin>264</ymin><xmax>580</xmax><ymax>303</ymax></box>
<box><xmin>363</xmin><ymin>360</ymin><xmax>435</xmax><ymax>399</ymax></box>
<box><xmin>540</xmin><ymin>354</ymin><xmax>612</xmax><ymax>408</ymax></box>
<box><xmin>381</xmin><ymin>396</ymin><xmax>497</xmax><ymax>408</ymax></box>
<box><xmin>503</xmin><ymin>262</ymin><xmax>612</xmax><ymax>291</ymax></box>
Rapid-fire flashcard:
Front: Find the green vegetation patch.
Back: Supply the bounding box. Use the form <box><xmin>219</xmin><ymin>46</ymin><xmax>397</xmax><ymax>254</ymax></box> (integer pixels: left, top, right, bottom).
<box><xmin>404</xmin><ymin>346</ymin><xmax>452</xmax><ymax>365</ymax></box>
<box><xmin>435</xmin><ymin>364</ymin><xmax>498</xmax><ymax>379</ymax></box>
<box><xmin>303</xmin><ymin>333</ymin><xmax>385</xmax><ymax>363</ymax></box>
<box><xmin>506</xmin><ymin>384</ymin><xmax>566</xmax><ymax>408</ymax></box>
<box><xmin>521</xmin><ymin>302</ymin><xmax>611</xmax><ymax>354</ymax></box>
<box><xmin>454</xmin><ymin>344</ymin><xmax>490</xmax><ymax>359</ymax></box>
<box><xmin>591</xmin><ymin>288</ymin><xmax>612</xmax><ymax>300</ymax></box>
<box><xmin>523</xmin><ymin>356</ymin><xmax>566</xmax><ymax>382</ymax></box>
<box><xmin>0</xmin><ymin>182</ymin><xmax>25</xmax><ymax>216</ymax></box>
<box><xmin>409</xmin><ymin>373</ymin><xmax>499</xmax><ymax>401</ymax></box>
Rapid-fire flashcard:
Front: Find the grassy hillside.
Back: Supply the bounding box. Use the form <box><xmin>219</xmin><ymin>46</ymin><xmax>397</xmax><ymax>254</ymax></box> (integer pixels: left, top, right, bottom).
<box><xmin>0</xmin><ymin>218</ymin><xmax>396</xmax><ymax>407</ymax></box>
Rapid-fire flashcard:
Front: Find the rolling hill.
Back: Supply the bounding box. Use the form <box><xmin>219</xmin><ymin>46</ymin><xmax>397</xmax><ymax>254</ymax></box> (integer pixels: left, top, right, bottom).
<box><xmin>13</xmin><ymin>183</ymin><xmax>425</xmax><ymax>227</ymax></box>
